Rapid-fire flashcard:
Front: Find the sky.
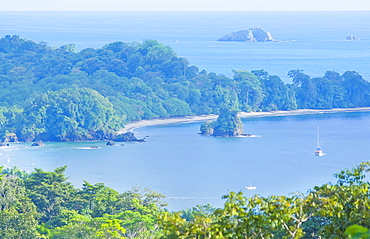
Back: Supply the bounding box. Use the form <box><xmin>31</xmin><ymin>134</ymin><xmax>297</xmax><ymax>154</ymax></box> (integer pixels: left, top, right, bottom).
<box><xmin>1</xmin><ymin>0</ymin><xmax>370</xmax><ymax>11</ymax></box>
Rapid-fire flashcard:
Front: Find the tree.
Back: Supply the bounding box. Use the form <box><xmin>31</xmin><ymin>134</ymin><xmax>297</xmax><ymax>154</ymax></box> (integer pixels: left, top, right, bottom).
<box><xmin>159</xmin><ymin>210</ymin><xmax>215</xmax><ymax>239</ymax></box>
<box><xmin>47</xmin><ymin>212</ymin><xmax>126</xmax><ymax>239</ymax></box>
<box><xmin>342</xmin><ymin>71</ymin><xmax>370</xmax><ymax>107</ymax></box>
<box><xmin>105</xmin><ymin>198</ymin><xmax>161</xmax><ymax>239</ymax></box>
<box><xmin>162</xmin><ymin>98</ymin><xmax>192</xmax><ymax>117</ymax></box>
<box><xmin>119</xmin><ymin>186</ymin><xmax>167</xmax><ymax>210</ymax></box>
<box><xmin>288</xmin><ymin>69</ymin><xmax>310</xmax><ymax>87</ymax></box>
<box><xmin>233</xmin><ymin>70</ymin><xmax>264</xmax><ymax>112</ymax></box>
<box><xmin>310</xmin><ymin>162</ymin><xmax>370</xmax><ymax>238</ymax></box>
<box><xmin>0</xmin><ymin>174</ymin><xmax>39</xmax><ymax>238</ymax></box>
<box><xmin>78</xmin><ymin>181</ymin><xmax>120</xmax><ymax>217</ymax></box>
<box><xmin>20</xmin><ymin>87</ymin><xmax>122</xmax><ymax>141</ymax></box>
<box><xmin>24</xmin><ymin>166</ymin><xmax>77</xmax><ymax>223</ymax></box>
<box><xmin>1</xmin><ymin>166</ymin><xmax>29</xmax><ymax>179</ymax></box>
<box><xmin>260</xmin><ymin>75</ymin><xmax>297</xmax><ymax>111</ymax></box>
<box><xmin>145</xmin><ymin>40</ymin><xmax>176</xmax><ymax>65</ymax></box>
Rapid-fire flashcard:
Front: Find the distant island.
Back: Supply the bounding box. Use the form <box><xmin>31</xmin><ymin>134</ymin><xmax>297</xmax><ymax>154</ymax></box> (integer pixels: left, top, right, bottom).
<box><xmin>346</xmin><ymin>35</ymin><xmax>358</xmax><ymax>41</ymax></box>
<box><xmin>218</xmin><ymin>27</ymin><xmax>277</xmax><ymax>42</ymax></box>
<box><xmin>0</xmin><ymin>35</ymin><xmax>370</xmax><ymax>142</ymax></box>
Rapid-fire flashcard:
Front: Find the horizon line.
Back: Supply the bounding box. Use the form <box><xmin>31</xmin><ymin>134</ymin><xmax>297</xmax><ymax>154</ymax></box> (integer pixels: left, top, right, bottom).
<box><xmin>1</xmin><ymin>10</ymin><xmax>370</xmax><ymax>12</ymax></box>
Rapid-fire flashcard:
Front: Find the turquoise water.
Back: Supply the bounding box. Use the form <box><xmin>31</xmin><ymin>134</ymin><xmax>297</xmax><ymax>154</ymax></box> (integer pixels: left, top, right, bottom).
<box><xmin>1</xmin><ymin>11</ymin><xmax>370</xmax><ymax>210</ymax></box>
<box><xmin>2</xmin><ymin>112</ymin><xmax>370</xmax><ymax>210</ymax></box>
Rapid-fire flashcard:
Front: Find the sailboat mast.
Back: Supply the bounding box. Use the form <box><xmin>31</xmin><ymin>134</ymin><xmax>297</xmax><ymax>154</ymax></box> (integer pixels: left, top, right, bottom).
<box><xmin>314</xmin><ymin>126</ymin><xmax>324</xmax><ymax>156</ymax></box>
<box><xmin>317</xmin><ymin>126</ymin><xmax>320</xmax><ymax>148</ymax></box>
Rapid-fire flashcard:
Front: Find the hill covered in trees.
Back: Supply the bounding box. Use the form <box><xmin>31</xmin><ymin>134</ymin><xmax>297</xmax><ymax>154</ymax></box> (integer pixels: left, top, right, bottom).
<box><xmin>1</xmin><ymin>35</ymin><xmax>370</xmax><ymax>141</ymax></box>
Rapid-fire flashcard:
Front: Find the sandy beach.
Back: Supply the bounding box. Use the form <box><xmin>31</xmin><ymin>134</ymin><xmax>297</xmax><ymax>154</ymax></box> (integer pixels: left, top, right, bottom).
<box><xmin>118</xmin><ymin>107</ymin><xmax>370</xmax><ymax>133</ymax></box>
<box><xmin>118</xmin><ymin>114</ymin><xmax>219</xmax><ymax>133</ymax></box>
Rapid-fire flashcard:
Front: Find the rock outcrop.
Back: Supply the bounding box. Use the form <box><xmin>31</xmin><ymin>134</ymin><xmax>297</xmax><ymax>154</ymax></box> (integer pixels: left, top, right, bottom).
<box><xmin>114</xmin><ymin>132</ymin><xmax>145</xmax><ymax>142</ymax></box>
<box><xmin>31</xmin><ymin>140</ymin><xmax>44</xmax><ymax>146</ymax></box>
<box><xmin>346</xmin><ymin>35</ymin><xmax>358</xmax><ymax>41</ymax></box>
<box><xmin>200</xmin><ymin>109</ymin><xmax>245</xmax><ymax>137</ymax></box>
<box><xmin>106</xmin><ymin>140</ymin><xmax>115</xmax><ymax>146</ymax></box>
<box><xmin>218</xmin><ymin>27</ymin><xmax>275</xmax><ymax>42</ymax></box>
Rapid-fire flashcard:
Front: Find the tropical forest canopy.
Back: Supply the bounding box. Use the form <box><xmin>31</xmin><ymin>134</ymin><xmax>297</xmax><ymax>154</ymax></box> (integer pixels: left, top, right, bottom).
<box><xmin>1</xmin><ymin>35</ymin><xmax>370</xmax><ymax>141</ymax></box>
<box><xmin>1</xmin><ymin>162</ymin><xmax>370</xmax><ymax>238</ymax></box>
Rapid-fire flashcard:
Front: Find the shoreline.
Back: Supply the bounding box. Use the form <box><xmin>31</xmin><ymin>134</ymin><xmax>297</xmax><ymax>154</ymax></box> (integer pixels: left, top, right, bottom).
<box><xmin>118</xmin><ymin>107</ymin><xmax>370</xmax><ymax>134</ymax></box>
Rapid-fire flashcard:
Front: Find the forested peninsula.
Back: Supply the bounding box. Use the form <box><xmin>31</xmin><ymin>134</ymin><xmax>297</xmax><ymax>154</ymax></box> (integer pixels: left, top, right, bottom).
<box><xmin>1</xmin><ymin>35</ymin><xmax>370</xmax><ymax>142</ymax></box>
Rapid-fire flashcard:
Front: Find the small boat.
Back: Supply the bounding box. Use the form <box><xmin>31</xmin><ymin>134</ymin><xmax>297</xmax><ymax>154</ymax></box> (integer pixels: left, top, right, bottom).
<box><xmin>245</xmin><ymin>186</ymin><xmax>257</xmax><ymax>190</ymax></box>
<box><xmin>314</xmin><ymin>126</ymin><xmax>325</xmax><ymax>156</ymax></box>
<box><xmin>315</xmin><ymin>148</ymin><xmax>325</xmax><ymax>157</ymax></box>
<box><xmin>245</xmin><ymin>180</ymin><xmax>257</xmax><ymax>190</ymax></box>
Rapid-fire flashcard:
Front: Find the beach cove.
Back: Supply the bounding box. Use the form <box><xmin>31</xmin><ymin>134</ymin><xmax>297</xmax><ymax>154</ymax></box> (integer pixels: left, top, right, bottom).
<box><xmin>2</xmin><ymin>108</ymin><xmax>370</xmax><ymax>210</ymax></box>
<box><xmin>120</xmin><ymin>107</ymin><xmax>370</xmax><ymax>133</ymax></box>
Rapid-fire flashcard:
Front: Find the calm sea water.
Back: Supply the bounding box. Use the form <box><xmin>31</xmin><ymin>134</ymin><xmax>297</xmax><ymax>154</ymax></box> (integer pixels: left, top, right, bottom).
<box><xmin>1</xmin><ymin>11</ymin><xmax>370</xmax><ymax>210</ymax></box>
<box><xmin>2</xmin><ymin>112</ymin><xmax>370</xmax><ymax>210</ymax></box>
<box><xmin>0</xmin><ymin>11</ymin><xmax>369</xmax><ymax>80</ymax></box>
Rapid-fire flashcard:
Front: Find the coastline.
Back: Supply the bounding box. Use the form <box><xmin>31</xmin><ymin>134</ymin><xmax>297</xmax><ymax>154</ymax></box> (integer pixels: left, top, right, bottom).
<box><xmin>118</xmin><ymin>107</ymin><xmax>370</xmax><ymax>134</ymax></box>
<box><xmin>118</xmin><ymin>115</ymin><xmax>219</xmax><ymax>134</ymax></box>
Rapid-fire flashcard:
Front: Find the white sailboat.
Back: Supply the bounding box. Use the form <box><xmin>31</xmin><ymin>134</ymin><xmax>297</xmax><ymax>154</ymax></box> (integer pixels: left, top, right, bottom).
<box><xmin>245</xmin><ymin>185</ymin><xmax>257</xmax><ymax>190</ymax></box>
<box><xmin>314</xmin><ymin>126</ymin><xmax>325</xmax><ymax>156</ymax></box>
<box><xmin>245</xmin><ymin>180</ymin><xmax>257</xmax><ymax>190</ymax></box>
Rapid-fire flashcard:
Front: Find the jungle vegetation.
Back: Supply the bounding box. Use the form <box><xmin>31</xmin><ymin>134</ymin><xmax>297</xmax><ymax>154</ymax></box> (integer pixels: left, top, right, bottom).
<box><xmin>1</xmin><ymin>162</ymin><xmax>370</xmax><ymax>238</ymax></box>
<box><xmin>1</xmin><ymin>35</ymin><xmax>370</xmax><ymax>141</ymax></box>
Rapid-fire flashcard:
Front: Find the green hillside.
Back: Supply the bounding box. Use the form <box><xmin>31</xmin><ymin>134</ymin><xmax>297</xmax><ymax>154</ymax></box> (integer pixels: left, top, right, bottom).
<box><xmin>1</xmin><ymin>35</ymin><xmax>369</xmax><ymax>141</ymax></box>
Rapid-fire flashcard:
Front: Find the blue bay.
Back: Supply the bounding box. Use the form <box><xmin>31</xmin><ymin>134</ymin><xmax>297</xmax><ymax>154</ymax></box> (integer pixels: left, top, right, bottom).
<box><xmin>1</xmin><ymin>11</ymin><xmax>370</xmax><ymax>210</ymax></box>
<box><xmin>2</xmin><ymin>112</ymin><xmax>370</xmax><ymax>210</ymax></box>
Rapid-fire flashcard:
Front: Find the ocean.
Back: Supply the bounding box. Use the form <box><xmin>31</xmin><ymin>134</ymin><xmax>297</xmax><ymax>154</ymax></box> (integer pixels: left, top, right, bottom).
<box><xmin>0</xmin><ymin>11</ymin><xmax>369</xmax><ymax>80</ymax></box>
<box><xmin>1</xmin><ymin>11</ymin><xmax>370</xmax><ymax>210</ymax></box>
<box><xmin>2</xmin><ymin>112</ymin><xmax>370</xmax><ymax>210</ymax></box>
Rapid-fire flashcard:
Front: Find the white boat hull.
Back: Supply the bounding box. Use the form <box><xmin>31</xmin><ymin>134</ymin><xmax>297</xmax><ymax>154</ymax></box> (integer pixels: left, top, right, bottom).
<box><xmin>315</xmin><ymin>150</ymin><xmax>325</xmax><ymax>156</ymax></box>
<box><xmin>245</xmin><ymin>186</ymin><xmax>257</xmax><ymax>190</ymax></box>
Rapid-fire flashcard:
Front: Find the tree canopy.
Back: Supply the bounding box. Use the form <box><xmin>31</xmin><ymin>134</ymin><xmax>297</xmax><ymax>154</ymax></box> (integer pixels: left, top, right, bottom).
<box><xmin>1</xmin><ymin>35</ymin><xmax>370</xmax><ymax>141</ymax></box>
<box><xmin>1</xmin><ymin>161</ymin><xmax>370</xmax><ymax>238</ymax></box>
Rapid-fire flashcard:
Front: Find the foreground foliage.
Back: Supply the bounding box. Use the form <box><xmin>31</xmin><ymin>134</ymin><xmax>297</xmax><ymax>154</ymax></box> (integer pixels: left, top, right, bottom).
<box><xmin>1</xmin><ymin>162</ymin><xmax>370</xmax><ymax>238</ymax></box>
<box><xmin>158</xmin><ymin>162</ymin><xmax>370</xmax><ymax>239</ymax></box>
<box><xmin>1</xmin><ymin>35</ymin><xmax>370</xmax><ymax>141</ymax></box>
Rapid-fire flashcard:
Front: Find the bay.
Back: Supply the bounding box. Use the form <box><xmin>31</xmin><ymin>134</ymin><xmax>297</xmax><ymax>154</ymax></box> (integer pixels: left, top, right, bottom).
<box><xmin>2</xmin><ymin>111</ymin><xmax>370</xmax><ymax>211</ymax></box>
<box><xmin>1</xmin><ymin>11</ymin><xmax>370</xmax><ymax>210</ymax></box>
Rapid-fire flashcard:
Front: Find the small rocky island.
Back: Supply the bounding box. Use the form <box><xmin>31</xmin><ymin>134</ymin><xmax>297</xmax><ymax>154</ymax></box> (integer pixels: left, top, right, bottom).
<box><xmin>218</xmin><ymin>27</ymin><xmax>276</xmax><ymax>42</ymax></box>
<box><xmin>200</xmin><ymin>109</ymin><xmax>249</xmax><ymax>137</ymax></box>
<box><xmin>346</xmin><ymin>35</ymin><xmax>358</xmax><ymax>41</ymax></box>
<box><xmin>113</xmin><ymin>132</ymin><xmax>145</xmax><ymax>142</ymax></box>
<box><xmin>31</xmin><ymin>140</ymin><xmax>44</xmax><ymax>146</ymax></box>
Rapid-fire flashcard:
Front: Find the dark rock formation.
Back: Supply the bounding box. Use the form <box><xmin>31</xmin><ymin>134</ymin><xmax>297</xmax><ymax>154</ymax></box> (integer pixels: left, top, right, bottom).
<box><xmin>346</xmin><ymin>35</ymin><xmax>358</xmax><ymax>41</ymax></box>
<box><xmin>106</xmin><ymin>140</ymin><xmax>115</xmax><ymax>146</ymax></box>
<box><xmin>218</xmin><ymin>27</ymin><xmax>275</xmax><ymax>42</ymax></box>
<box><xmin>114</xmin><ymin>132</ymin><xmax>145</xmax><ymax>142</ymax></box>
<box><xmin>200</xmin><ymin>109</ymin><xmax>245</xmax><ymax>137</ymax></box>
<box><xmin>31</xmin><ymin>140</ymin><xmax>44</xmax><ymax>146</ymax></box>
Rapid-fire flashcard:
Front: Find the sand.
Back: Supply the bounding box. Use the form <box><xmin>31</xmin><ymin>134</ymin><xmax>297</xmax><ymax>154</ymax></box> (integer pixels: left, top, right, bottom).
<box><xmin>118</xmin><ymin>107</ymin><xmax>370</xmax><ymax>134</ymax></box>
<box><xmin>118</xmin><ymin>114</ymin><xmax>218</xmax><ymax>133</ymax></box>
